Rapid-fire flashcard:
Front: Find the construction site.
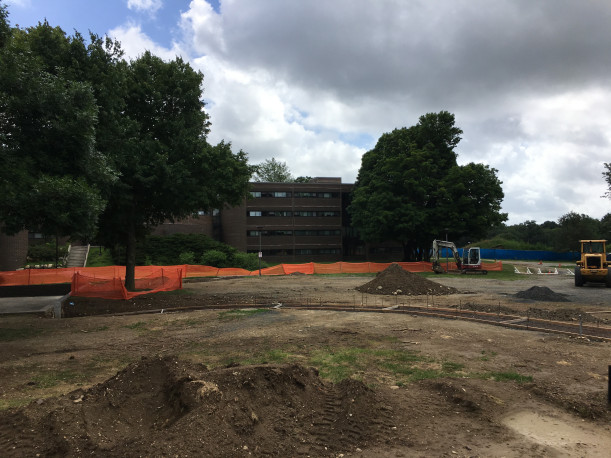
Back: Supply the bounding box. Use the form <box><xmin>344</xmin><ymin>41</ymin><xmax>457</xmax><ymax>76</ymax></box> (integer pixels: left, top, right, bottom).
<box><xmin>0</xmin><ymin>262</ymin><xmax>610</xmax><ymax>457</ymax></box>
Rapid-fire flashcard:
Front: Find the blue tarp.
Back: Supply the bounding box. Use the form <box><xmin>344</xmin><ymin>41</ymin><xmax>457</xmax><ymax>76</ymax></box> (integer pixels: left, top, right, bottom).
<box><xmin>470</xmin><ymin>248</ymin><xmax>578</xmax><ymax>262</ymax></box>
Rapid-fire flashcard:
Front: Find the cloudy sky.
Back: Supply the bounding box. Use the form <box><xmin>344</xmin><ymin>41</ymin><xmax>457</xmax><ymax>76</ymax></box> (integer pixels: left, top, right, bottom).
<box><xmin>5</xmin><ymin>0</ymin><xmax>611</xmax><ymax>225</ymax></box>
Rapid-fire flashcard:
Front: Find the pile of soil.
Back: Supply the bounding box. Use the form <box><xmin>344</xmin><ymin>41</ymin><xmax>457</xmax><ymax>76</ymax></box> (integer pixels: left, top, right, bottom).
<box><xmin>0</xmin><ymin>356</ymin><xmax>400</xmax><ymax>457</ymax></box>
<box><xmin>356</xmin><ymin>263</ymin><xmax>459</xmax><ymax>296</ymax></box>
<box><xmin>515</xmin><ymin>286</ymin><xmax>570</xmax><ymax>302</ymax></box>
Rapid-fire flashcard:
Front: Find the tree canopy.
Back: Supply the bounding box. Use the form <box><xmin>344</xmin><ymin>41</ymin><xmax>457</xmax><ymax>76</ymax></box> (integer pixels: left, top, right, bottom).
<box><xmin>252</xmin><ymin>158</ymin><xmax>294</xmax><ymax>182</ymax></box>
<box><xmin>348</xmin><ymin>111</ymin><xmax>506</xmax><ymax>261</ymax></box>
<box><xmin>603</xmin><ymin>162</ymin><xmax>611</xmax><ymax>199</ymax></box>
<box><xmin>0</xmin><ymin>17</ymin><xmax>110</xmax><ymax>240</ymax></box>
<box><xmin>0</xmin><ymin>7</ymin><xmax>253</xmax><ymax>287</ymax></box>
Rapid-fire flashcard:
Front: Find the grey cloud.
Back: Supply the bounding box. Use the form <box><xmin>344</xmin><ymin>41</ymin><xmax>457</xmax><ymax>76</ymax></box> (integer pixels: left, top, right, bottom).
<box><xmin>214</xmin><ymin>0</ymin><xmax>611</xmax><ymax>107</ymax></box>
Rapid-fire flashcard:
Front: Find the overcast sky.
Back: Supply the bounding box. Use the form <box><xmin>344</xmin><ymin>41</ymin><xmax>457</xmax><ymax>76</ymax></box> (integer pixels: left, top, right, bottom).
<box><xmin>6</xmin><ymin>0</ymin><xmax>611</xmax><ymax>225</ymax></box>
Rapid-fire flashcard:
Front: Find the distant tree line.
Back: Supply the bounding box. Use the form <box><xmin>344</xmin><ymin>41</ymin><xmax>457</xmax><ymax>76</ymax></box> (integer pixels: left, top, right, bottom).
<box><xmin>480</xmin><ymin>212</ymin><xmax>611</xmax><ymax>253</ymax></box>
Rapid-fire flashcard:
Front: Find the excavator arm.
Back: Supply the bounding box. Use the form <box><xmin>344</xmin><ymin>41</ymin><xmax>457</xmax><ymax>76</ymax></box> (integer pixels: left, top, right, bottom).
<box><xmin>431</xmin><ymin>239</ymin><xmax>462</xmax><ymax>273</ymax></box>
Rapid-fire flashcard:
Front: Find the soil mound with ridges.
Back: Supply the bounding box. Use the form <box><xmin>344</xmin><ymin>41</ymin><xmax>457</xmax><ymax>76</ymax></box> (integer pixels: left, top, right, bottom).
<box><xmin>515</xmin><ymin>286</ymin><xmax>570</xmax><ymax>302</ymax></box>
<box><xmin>0</xmin><ymin>355</ymin><xmax>399</xmax><ymax>457</ymax></box>
<box><xmin>356</xmin><ymin>263</ymin><xmax>459</xmax><ymax>296</ymax></box>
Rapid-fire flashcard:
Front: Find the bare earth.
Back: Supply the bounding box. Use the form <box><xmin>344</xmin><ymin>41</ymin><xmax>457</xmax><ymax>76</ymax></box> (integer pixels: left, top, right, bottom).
<box><xmin>1</xmin><ymin>265</ymin><xmax>610</xmax><ymax>457</ymax></box>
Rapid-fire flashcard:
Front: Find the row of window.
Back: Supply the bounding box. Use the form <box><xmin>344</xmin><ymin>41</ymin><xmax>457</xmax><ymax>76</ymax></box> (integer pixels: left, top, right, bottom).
<box><xmin>248</xmin><ymin>210</ymin><xmax>340</xmax><ymax>217</ymax></box>
<box><xmin>250</xmin><ymin>191</ymin><xmax>339</xmax><ymax>199</ymax></box>
<box><xmin>247</xmin><ymin>248</ymin><xmax>342</xmax><ymax>256</ymax></box>
<box><xmin>247</xmin><ymin>229</ymin><xmax>341</xmax><ymax>237</ymax></box>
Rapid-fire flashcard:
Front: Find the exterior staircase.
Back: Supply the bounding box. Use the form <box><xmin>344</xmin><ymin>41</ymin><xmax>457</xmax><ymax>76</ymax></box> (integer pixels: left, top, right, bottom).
<box><xmin>66</xmin><ymin>245</ymin><xmax>90</xmax><ymax>268</ymax></box>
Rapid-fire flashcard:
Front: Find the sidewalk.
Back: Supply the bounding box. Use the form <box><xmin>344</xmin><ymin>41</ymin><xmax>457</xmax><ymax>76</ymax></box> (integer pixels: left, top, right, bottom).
<box><xmin>0</xmin><ymin>295</ymin><xmax>66</xmax><ymax>316</ymax></box>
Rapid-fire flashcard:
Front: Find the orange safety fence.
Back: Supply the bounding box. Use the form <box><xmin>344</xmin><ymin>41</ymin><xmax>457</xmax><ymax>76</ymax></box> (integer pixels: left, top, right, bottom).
<box><xmin>185</xmin><ymin>265</ymin><xmax>220</xmax><ymax>277</ymax></box>
<box><xmin>71</xmin><ymin>267</ymin><xmax>183</xmax><ymax>300</ymax></box>
<box><xmin>0</xmin><ymin>261</ymin><xmax>503</xmax><ymax>288</ymax></box>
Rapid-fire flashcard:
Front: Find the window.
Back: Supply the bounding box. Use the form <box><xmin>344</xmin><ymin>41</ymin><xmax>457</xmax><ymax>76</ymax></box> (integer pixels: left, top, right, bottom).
<box><xmin>251</xmin><ymin>191</ymin><xmax>291</xmax><ymax>198</ymax></box>
<box><xmin>248</xmin><ymin>210</ymin><xmax>292</xmax><ymax>217</ymax></box>
<box><xmin>263</xmin><ymin>210</ymin><xmax>292</xmax><ymax>217</ymax></box>
<box><xmin>295</xmin><ymin>248</ymin><xmax>341</xmax><ymax>255</ymax></box>
<box><xmin>294</xmin><ymin>229</ymin><xmax>341</xmax><ymax>236</ymax></box>
<box><xmin>294</xmin><ymin>211</ymin><xmax>339</xmax><ymax>217</ymax></box>
<box><xmin>248</xmin><ymin>230</ymin><xmax>293</xmax><ymax>236</ymax></box>
<box><xmin>294</xmin><ymin>192</ymin><xmax>338</xmax><ymax>198</ymax></box>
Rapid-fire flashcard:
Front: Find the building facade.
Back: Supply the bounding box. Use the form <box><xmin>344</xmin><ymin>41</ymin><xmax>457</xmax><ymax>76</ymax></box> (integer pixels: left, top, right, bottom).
<box><xmin>221</xmin><ymin>178</ymin><xmax>346</xmax><ymax>263</ymax></box>
<box><xmin>0</xmin><ymin>178</ymin><xmax>402</xmax><ymax>270</ymax></box>
<box><xmin>218</xmin><ymin>178</ymin><xmax>401</xmax><ymax>264</ymax></box>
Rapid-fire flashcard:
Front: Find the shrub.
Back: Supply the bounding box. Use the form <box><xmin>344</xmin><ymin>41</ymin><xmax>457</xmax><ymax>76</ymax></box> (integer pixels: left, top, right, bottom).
<box><xmin>178</xmin><ymin>251</ymin><xmax>196</xmax><ymax>265</ymax></box>
<box><xmin>200</xmin><ymin>249</ymin><xmax>228</xmax><ymax>267</ymax></box>
<box><xmin>28</xmin><ymin>242</ymin><xmax>68</xmax><ymax>262</ymax></box>
<box><xmin>231</xmin><ymin>252</ymin><xmax>265</xmax><ymax>271</ymax></box>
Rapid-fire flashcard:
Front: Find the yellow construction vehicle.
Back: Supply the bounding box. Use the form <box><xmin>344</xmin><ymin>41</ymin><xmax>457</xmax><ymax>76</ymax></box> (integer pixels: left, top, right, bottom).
<box><xmin>574</xmin><ymin>240</ymin><xmax>611</xmax><ymax>287</ymax></box>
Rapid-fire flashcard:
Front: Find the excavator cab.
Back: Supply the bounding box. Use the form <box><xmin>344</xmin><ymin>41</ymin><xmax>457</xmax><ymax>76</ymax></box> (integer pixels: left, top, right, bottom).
<box><xmin>463</xmin><ymin>247</ymin><xmax>481</xmax><ymax>268</ymax></box>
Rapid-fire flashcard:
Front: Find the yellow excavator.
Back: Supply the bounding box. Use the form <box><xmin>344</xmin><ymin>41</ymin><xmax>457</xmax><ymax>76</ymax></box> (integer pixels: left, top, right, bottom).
<box><xmin>431</xmin><ymin>240</ymin><xmax>487</xmax><ymax>274</ymax></box>
<box><xmin>574</xmin><ymin>240</ymin><xmax>611</xmax><ymax>287</ymax></box>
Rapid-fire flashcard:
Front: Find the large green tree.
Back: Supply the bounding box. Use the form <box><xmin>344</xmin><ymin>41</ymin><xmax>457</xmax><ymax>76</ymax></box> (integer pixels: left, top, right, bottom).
<box><xmin>253</xmin><ymin>158</ymin><xmax>294</xmax><ymax>182</ymax></box>
<box><xmin>348</xmin><ymin>112</ymin><xmax>506</xmax><ymax>260</ymax></box>
<box><xmin>96</xmin><ymin>51</ymin><xmax>252</xmax><ymax>289</ymax></box>
<box><xmin>0</xmin><ymin>16</ymin><xmax>109</xmax><ymax>241</ymax></box>
<box><xmin>554</xmin><ymin>212</ymin><xmax>601</xmax><ymax>252</ymax></box>
<box><xmin>1</xmin><ymin>6</ymin><xmax>253</xmax><ymax>286</ymax></box>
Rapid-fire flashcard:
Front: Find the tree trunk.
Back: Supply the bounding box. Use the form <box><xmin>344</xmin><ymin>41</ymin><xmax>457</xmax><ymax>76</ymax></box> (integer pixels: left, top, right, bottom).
<box><xmin>124</xmin><ymin>214</ymin><xmax>136</xmax><ymax>291</ymax></box>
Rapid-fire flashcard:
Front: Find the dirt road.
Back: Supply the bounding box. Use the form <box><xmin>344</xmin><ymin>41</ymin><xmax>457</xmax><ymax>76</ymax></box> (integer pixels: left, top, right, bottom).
<box><xmin>0</xmin><ymin>270</ymin><xmax>610</xmax><ymax>456</ymax></box>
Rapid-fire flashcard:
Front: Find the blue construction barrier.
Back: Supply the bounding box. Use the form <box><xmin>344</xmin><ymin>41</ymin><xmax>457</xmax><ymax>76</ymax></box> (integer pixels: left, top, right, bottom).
<box><xmin>469</xmin><ymin>248</ymin><xmax>578</xmax><ymax>262</ymax></box>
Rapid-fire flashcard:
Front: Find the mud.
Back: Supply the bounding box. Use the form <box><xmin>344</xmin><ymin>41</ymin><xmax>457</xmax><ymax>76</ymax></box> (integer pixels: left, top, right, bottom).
<box><xmin>355</xmin><ymin>263</ymin><xmax>459</xmax><ymax>296</ymax></box>
<box><xmin>1</xmin><ymin>271</ymin><xmax>610</xmax><ymax>457</ymax></box>
<box><xmin>515</xmin><ymin>286</ymin><xmax>570</xmax><ymax>302</ymax></box>
<box><xmin>0</xmin><ymin>356</ymin><xmax>399</xmax><ymax>457</ymax></box>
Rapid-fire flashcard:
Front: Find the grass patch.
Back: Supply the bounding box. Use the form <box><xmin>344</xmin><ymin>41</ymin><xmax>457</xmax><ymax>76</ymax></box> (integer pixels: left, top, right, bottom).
<box><xmin>0</xmin><ymin>327</ymin><xmax>43</xmax><ymax>342</ymax></box>
<box><xmin>123</xmin><ymin>321</ymin><xmax>147</xmax><ymax>330</ymax></box>
<box><xmin>219</xmin><ymin>349</ymin><xmax>292</xmax><ymax>367</ymax></box>
<box><xmin>85</xmin><ymin>247</ymin><xmax>114</xmax><ymax>267</ymax></box>
<box><xmin>480</xmin><ymin>350</ymin><xmax>498</xmax><ymax>361</ymax></box>
<box><xmin>0</xmin><ymin>398</ymin><xmax>34</xmax><ymax>410</ymax></box>
<box><xmin>442</xmin><ymin>361</ymin><xmax>465</xmax><ymax>373</ymax></box>
<box><xmin>30</xmin><ymin>370</ymin><xmax>87</xmax><ymax>388</ymax></box>
<box><xmin>246</xmin><ymin>349</ymin><xmax>291</xmax><ymax>365</ymax></box>
<box><xmin>218</xmin><ymin>309</ymin><xmax>271</xmax><ymax>320</ymax></box>
<box><xmin>310</xmin><ymin>347</ymin><xmax>438</xmax><ymax>383</ymax></box>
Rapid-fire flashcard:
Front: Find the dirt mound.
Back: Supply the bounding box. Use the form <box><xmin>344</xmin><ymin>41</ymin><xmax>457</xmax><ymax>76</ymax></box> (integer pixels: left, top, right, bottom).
<box><xmin>0</xmin><ymin>356</ymin><xmax>400</xmax><ymax>457</ymax></box>
<box><xmin>515</xmin><ymin>286</ymin><xmax>570</xmax><ymax>302</ymax></box>
<box><xmin>356</xmin><ymin>263</ymin><xmax>459</xmax><ymax>296</ymax></box>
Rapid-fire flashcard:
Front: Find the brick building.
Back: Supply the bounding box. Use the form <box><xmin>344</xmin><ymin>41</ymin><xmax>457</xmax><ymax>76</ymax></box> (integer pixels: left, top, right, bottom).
<box><xmin>218</xmin><ymin>178</ymin><xmax>401</xmax><ymax>264</ymax></box>
<box><xmin>0</xmin><ymin>228</ymin><xmax>29</xmax><ymax>271</ymax></box>
<box><xmin>0</xmin><ymin>178</ymin><xmax>402</xmax><ymax>270</ymax></box>
<box><xmin>142</xmin><ymin>177</ymin><xmax>402</xmax><ymax>264</ymax></box>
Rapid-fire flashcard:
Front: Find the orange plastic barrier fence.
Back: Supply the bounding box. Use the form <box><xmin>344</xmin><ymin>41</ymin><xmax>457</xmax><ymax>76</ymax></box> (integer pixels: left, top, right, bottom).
<box><xmin>281</xmin><ymin>263</ymin><xmax>315</xmax><ymax>275</ymax></box>
<box><xmin>0</xmin><ymin>261</ymin><xmax>503</xmax><ymax>288</ymax></box>
<box><xmin>185</xmin><ymin>265</ymin><xmax>219</xmax><ymax>277</ymax></box>
<box><xmin>71</xmin><ymin>267</ymin><xmax>183</xmax><ymax>300</ymax></box>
